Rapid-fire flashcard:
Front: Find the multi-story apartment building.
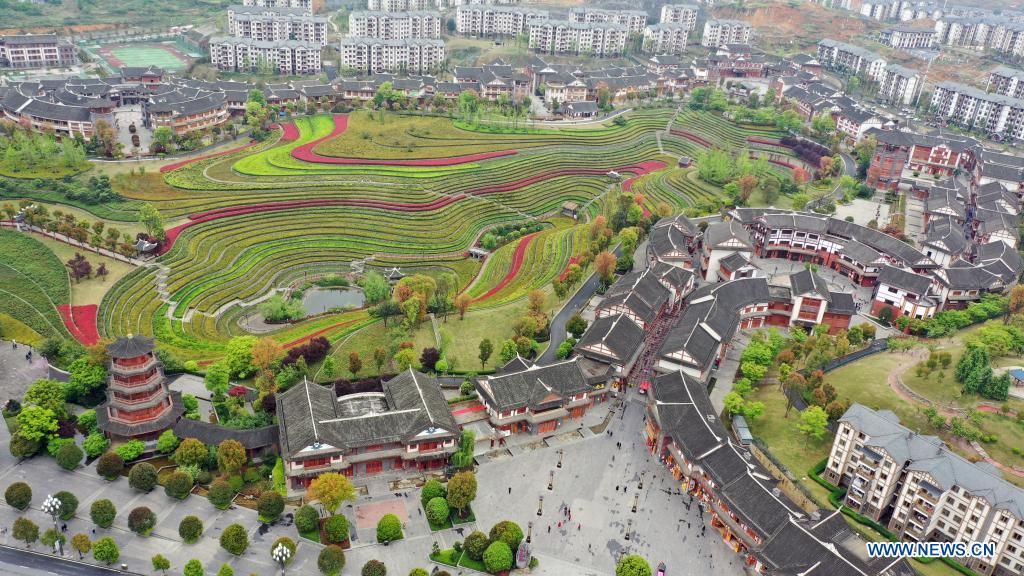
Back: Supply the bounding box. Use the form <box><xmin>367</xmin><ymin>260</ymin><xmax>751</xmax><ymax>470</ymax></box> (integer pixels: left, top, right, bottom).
<box><xmin>0</xmin><ymin>35</ymin><xmax>77</xmax><ymax>70</ymax></box>
<box><xmin>368</xmin><ymin>0</ymin><xmax>432</xmax><ymax>11</ymax></box>
<box><xmin>527</xmin><ymin>21</ymin><xmax>628</xmax><ymax>57</ymax></box>
<box><xmin>659</xmin><ymin>4</ymin><xmax>699</xmax><ymax>26</ymax></box>
<box><xmin>860</xmin><ymin>0</ymin><xmax>900</xmax><ymax>21</ymax></box>
<box><xmin>642</xmin><ymin>23</ymin><xmax>691</xmax><ymax>55</ymax></box>
<box><xmin>455</xmin><ymin>6</ymin><xmax>548</xmax><ymax>37</ymax></box>
<box><xmin>241</xmin><ymin>0</ymin><xmax>311</xmax><ymax>14</ymax></box>
<box><xmin>817</xmin><ymin>39</ymin><xmax>887</xmax><ymax>83</ymax></box>
<box><xmin>276</xmin><ymin>370</ymin><xmax>459</xmax><ymax>494</ymax></box>
<box><xmin>568</xmin><ymin>7</ymin><xmax>647</xmax><ymax>35</ymax></box>
<box><xmin>988</xmin><ymin>22</ymin><xmax>1024</xmax><ymax>59</ymax></box>
<box><xmin>989</xmin><ymin>65</ymin><xmax>1024</xmax><ymax>99</ymax></box>
<box><xmin>349</xmin><ymin>11</ymin><xmax>442</xmax><ymax>39</ymax></box>
<box><xmin>878</xmin><ymin>64</ymin><xmax>920</xmax><ymax>106</ymax></box>
<box><xmin>209</xmin><ymin>37</ymin><xmax>323</xmax><ymax>75</ymax></box>
<box><xmin>339</xmin><ymin>37</ymin><xmax>445</xmax><ymax>73</ymax></box>
<box><xmin>701</xmin><ymin>19</ymin><xmax>752</xmax><ymax>48</ymax></box>
<box><xmin>227</xmin><ymin>5</ymin><xmax>328</xmax><ymax>45</ymax></box>
<box><xmin>934</xmin><ymin>17</ymin><xmax>991</xmax><ymax>49</ymax></box>
<box><xmin>826</xmin><ymin>404</ymin><xmax>1024</xmax><ymax>576</ymax></box>
<box><xmin>878</xmin><ymin>25</ymin><xmax>936</xmax><ymax>50</ymax></box>
<box><xmin>930</xmin><ymin>81</ymin><xmax>1024</xmax><ymax>141</ymax></box>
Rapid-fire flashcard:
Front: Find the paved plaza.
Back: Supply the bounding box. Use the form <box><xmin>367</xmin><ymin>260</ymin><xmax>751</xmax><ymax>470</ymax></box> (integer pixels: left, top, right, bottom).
<box><xmin>0</xmin><ymin>340</ymin><xmax>49</xmax><ymax>406</ymax></box>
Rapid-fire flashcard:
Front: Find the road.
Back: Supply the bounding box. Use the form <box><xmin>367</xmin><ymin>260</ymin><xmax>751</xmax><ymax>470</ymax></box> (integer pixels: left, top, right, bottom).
<box><xmin>0</xmin><ymin>545</ymin><xmax>134</xmax><ymax>576</ymax></box>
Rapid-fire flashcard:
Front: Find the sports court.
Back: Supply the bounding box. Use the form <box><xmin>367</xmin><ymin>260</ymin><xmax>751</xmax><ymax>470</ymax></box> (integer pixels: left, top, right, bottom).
<box><xmin>93</xmin><ymin>42</ymin><xmax>191</xmax><ymax>73</ymax></box>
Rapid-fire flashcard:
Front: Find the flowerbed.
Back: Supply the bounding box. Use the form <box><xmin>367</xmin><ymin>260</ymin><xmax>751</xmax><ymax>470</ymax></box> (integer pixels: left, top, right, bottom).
<box><xmin>57</xmin><ymin>304</ymin><xmax>99</xmax><ymax>345</ymax></box>
<box><xmin>159</xmin><ymin>140</ymin><xmax>259</xmax><ymax>173</ymax></box>
<box><xmin>471</xmin><ymin>232</ymin><xmax>539</xmax><ymax>303</ymax></box>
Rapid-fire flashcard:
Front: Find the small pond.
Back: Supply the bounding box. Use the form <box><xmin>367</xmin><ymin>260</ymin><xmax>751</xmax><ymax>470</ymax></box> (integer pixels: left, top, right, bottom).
<box><xmin>300</xmin><ymin>287</ymin><xmax>365</xmax><ymax>314</ymax></box>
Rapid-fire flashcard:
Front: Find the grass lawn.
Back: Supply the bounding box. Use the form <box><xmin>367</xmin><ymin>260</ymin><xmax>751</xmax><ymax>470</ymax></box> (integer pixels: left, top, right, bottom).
<box><xmin>430</xmin><ymin>549</ymin><xmax>460</xmax><ymax>567</ymax></box>
<box><xmin>31</xmin><ymin>235</ymin><xmax>136</xmax><ymax>306</ymax></box>
<box><xmin>451</xmin><ymin>507</ymin><xmax>476</xmax><ymax>525</ymax></box>
<box><xmin>0</xmin><ymin>313</ymin><xmax>42</xmax><ymax>346</ymax></box>
<box><xmin>426</xmin><ymin>512</ymin><xmax>453</xmax><ymax>532</ymax></box>
<box><xmin>298</xmin><ymin>528</ymin><xmax>320</xmax><ymax>543</ymax></box>
<box><xmin>824</xmin><ymin>350</ymin><xmax>930</xmax><ymax>431</ymax></box>
<box><xmin>458</xmin><ymin>554</ymin><xmax>487</xmax><ymax>571</ymax></box>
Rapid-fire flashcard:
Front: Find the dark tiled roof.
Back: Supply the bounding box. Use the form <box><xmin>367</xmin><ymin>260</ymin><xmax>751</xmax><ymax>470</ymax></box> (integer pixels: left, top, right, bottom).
<box><xmin>476</xmin><ymin>359</ymin><xmax>590</xmax><ymax>412</ymax></box>
<box><xmin>172</xmin><ymin>419</ymin><xmax>278</xmax><ymax>450</ymax></box>
<box><xmin>107</xmin><ymin>335</ymin><xmax>156</xmax><ymax>359</ymax></box>
<box><xmin>576</xmin><ymin>313</ymin><xmax>645</xmax><ymax>365</ymax></box>
<box><xmin>877</xmin><ymin>265</ymin><xmax>932</xmax><ymax>295</ymax></box>
<box><xmin>96</xmin><ymin>391</ymin><xmax>185</xmax><ymax>437</ymax></box>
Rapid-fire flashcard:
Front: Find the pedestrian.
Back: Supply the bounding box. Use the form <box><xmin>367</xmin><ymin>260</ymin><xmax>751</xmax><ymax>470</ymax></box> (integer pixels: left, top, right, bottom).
<box><xmin>547</xmin><ymin>525</ymin><xmax>551</xmax><ymax>533</ymax></box>
<box><xmin>577</xmin><ymin>523</ymin><xmax>581</xmax><ymax>531</ymax></box>
<box><xmin>508</xmin><ymin>487</ymin><xmax>511</xmax><ymax>494</ymax></box>
<box><xmin>557</xmin><ymin>521</ymin><xmax>562</xmax><ymax>528</ymax></box>
<box><xmin>615</xmin><ymin>485</ymin><xmax>619</xmax><ymax>491</ymax></box>
<box><xmin>418</xmin><ymin>507</ymin><xmax>422</xmax><ymax>516</ymax></box>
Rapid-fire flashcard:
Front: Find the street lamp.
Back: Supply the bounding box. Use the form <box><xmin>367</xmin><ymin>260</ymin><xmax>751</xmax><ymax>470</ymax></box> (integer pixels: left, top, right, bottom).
<box><xmin>526</xmin><ymin>521</ymin><xmax>533</xmax><ymax>544</ymax></box>
<box><xmin>40</xmin><ymin>495</ymin><xmax>63</xmax><ymax>556</ymax></box>
<box><xmin>536</xmin><ymin>495</ymin><xmax>544</xmax><ymax>517</ymax></box>
<box><xmin>547</xmin><ymin>470</ymin><xmax>554</xmax><ymax>491</ymax></box>
<box><xmin>639</xmin><ymin>471</ymin><xmax>646</xmax><ymax>490</ymax></box>
<box><xmin>271</xmin><ymin>542</ymin><xmax>292</xmax><ymax>575</ymax></box>
<box><xmin>556</xmin><ymin>448</ymin><xmax>563</xmax><ymax>469</ymax></box>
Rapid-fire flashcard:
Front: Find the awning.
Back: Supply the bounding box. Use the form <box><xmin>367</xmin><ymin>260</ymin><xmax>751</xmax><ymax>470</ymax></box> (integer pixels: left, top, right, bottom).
<box><xmin>639</xmin><ymin>381</ymin><xmax>651</xmax><ymax>393</ymax></box>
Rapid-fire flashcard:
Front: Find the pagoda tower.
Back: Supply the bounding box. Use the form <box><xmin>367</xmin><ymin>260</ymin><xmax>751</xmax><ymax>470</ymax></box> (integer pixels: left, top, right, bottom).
<box><xmin>96</xmin><ymin>334</ymin><xmax>183</xmax><ymax>441</ymax></box>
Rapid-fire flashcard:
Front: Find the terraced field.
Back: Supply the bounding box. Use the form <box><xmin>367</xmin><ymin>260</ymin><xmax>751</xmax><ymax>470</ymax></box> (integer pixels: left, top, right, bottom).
<box><xmin>0</xmin><ymin>227</ymin><xmax>71</xmax><ymax>342</ymax></box>
<box><xmin>75</xmin><ymin>106</ymin><xmax>746</xmax><ymax>362</ymax></box>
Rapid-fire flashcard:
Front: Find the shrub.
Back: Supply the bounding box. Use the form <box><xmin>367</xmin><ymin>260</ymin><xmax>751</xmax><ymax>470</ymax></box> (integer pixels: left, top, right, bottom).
<box><xmin>488</xmin><ymin>520</ymin><xmax>523</xmax><ymax>551</ymax></box>
<box><xmin>54</xmin><ymin>490</ymin><xmax>78</xmax><ymax>520</ymax></box>
<box><xmin>227</xmin><ymin>474</ymin><xmax>244</xmax><ymax>493</ymax></box>
<box><xmin>409</xmin><ymin>570</ymin><xmax>429</xmax><ymax>576</ymax></box>
<box><xmin>96</xmin><ymin>452</ymin><xmax>124</xmax><ymax>480</ymax></box>
<box><xmin>183</xmin><ymin>559</ymin><xmax>204</xmax><ymax>576</ymax></box>
<box><xmin>46</xmin><ymin>436</ymin><xmax>74</xmax><ymax>457</ymax></box>
<box><xmin>376</xmin><ymin>513</ymin><xmax>402</xmax><ymax>543</ymax></box>
<box><xmin>270</xmin><ymin>536</ymin><xmax>296</xmax><ymax>565</ymax></box>
<box><xmin>129</xmin><ymin>462</ymin><xmax>158</xmax><ymax>492</ymax></box>
<box><xmin>92</xmin><ymin>536</ymin><xmax>119</xmax><ymax>565</ymax></box>
<box><xmin>216</xmin><ymin>564</ymin><xmax>233</xmax><ymax>576</ymax></box>
<box><xmin>128</xmin><ymin>506</ymin><xmax>156</xmax><ymax>535</ymax></box>
<box><xmin>5</xmin><ymin>481</ymin><xmax>32</xmax><ymax>510</ymax></box>
<box><xmin>464</xmin><ymin>530</ymin><xmax>489</xmax><ymax>561</ymax></box>
<box><xmin>420</xmin><ymin>479</ymin><xmax>446</xmax><ymax>507</ymax></box>
<box><xmin>318</xmin><ymin>545</ymin><xmax>346</xmax><ymax>576</ymax></box>
<box><xmin>76</xmin><ymin>409</ymin><xmax>97</xmax><ymax>434</ymax></box>
<box><xmin>82</xmin><ymin>432</ymin><xmax>109</xmax><ymax>457</ymax></box>
<box><xmin>220</xmin><ymin>523</ymin><xmax>249</xmax><ymax>555</ymax></box>
<box><xmin>178</xmin><ymin>515</ymin><xmax>204</xmax><ymax>543</ymax></box>
<box><xmin>208</xmin><ymin>479</ymin><xmax>234</xmax><ymax>509</ymax></box>
<box><xmin>616</xmin><ymin>554</ymin><xmax>652</xmax><ymax>576</ymax></box>
<box><xmin>164</xmin><ymin>470</ymin><xmax>194</xmax><ymax>500</ymax></box>
<box><xmin>9</xmin><ymin>432</ymin><xmax>41</xmax><ymax>458</ymax></box>
<box><xmin>156</xmin><ymin>429</ymin><xmax>179</xmax><ymax>454</ymax></box>
<box><xmin>89</xmin><ymin>499</ymin><xmax>116</xmax><ymax>528</ymax></box>
<box><xmin>196</xmin><ymin>470</ymin><xmax>213</xmax><ymax>485</ymax></box>
<box><xmin>13</xmin><ymin>517</ymin><xmax>38</xmax><ymax>546</ymax></box>
<box><xmin>425</xmin><ymin>496</ymin><xmax>450</xmax><ymax>526</ymax></box>
<box><xmin>295</xmin><ymin>504</ymin><xmax>319</xmax><ymax>534</ymax></box>
<box><xmin>174</xmin><ymin>438</ymin><xmax>208</xmax><ymax>468</ymax></box>
<box><xmin>55</xmin><ymin>441</ymin><xmax>83</xmax><ymax>470</ymax></box>
<box><xmin>324</xmin><ymin>514</ymin><xmax>349</xmax><ymax>544</ymax></box>
<box><xmin>115</xmin><ymin>439</ymin><xmax>145</xmax><ymax>462</ymax></box>
<box><xmin>258</xmin><ymin>490</ymin><xmax>284</xmax><ymax>522</ymax></box>
<box><xmin>483</xmin><ymin>540</ymin><xmax>513</xmax><ymax>574</ymax></box>
<box><xmin>361</xmin><ymin>559</ymin><xmax>387</xmax><ymax>576</ymax></box>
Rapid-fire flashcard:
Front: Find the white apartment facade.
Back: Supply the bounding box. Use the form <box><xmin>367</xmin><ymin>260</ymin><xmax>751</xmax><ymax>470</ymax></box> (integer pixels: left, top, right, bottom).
<box><xmin>209</xmin><ymin>37</ymin><xmax>322</xmax><ymax>74</ymax></box>
<box><xmin>227</xmin><ymin>5</ymin><xmax>328</xmax><ymax>45</ymax></box>
<box><xmin>642</xmin><ymin>23</ymin><xmax>690</xmax><ymax>55</ymax></box>
<box><xmin>700</xmin><ymin>19</ymin><xmax>751</xmax><ymax>48</ymax></box>
<box><xmin>989</xmin><ymin>66</ymin><xmax>1024</xmax><ymax>100</ymax></box>
<box><xmin>931</xmin><ymin>80</ymin><xmax>1024</xmax><ymax>140</ymax></box>
<box><xmin>348</xmin><ymin>11</ymin><xmax>442</xmax><ymax>39</ymax></box>
<box><xmin>568</xmin><ymin>7</ymin><xmax>647</xmax><ymax>35</ymax></box>
<box><xmin>367</xmin><ymin>0</ymin><xmax>433</xmax><ymax>11</ymax></box>
<box><xmin>241</xmin><ymin>0</ymin><xmax>311</xmax><ymax>14</ymax></box>
<box><xmin>659</xmin><ymin>4</ymin><xmax>699</xmax><ymax>26</ymax></box>
<box><xmin>817</xmin><ymin>38</ymin><xmax>888</xmax><ymax>83</ymax></box>
<box><xmin>527</xmin><ymin>21</ymin><xmax>628</xmax><ymax>57</ymax></box>
<box><xmin>339</xmin><ymin>37</ymin><xmax>445</xmax><ymax>74</ymax></box>
<box><xmin>455</xmin><ymin>6</ymin><xmax>548</xmax><ymax>37</ymax></box>
<box><xmin>878</xmin><ymin>64</ymin><xmax>920</xmax><ymax>106</ymax></box>
<box><xmin>879</xmin><ymin>26</ymin><xmax>935</xmax><ymax>50</ymax></box>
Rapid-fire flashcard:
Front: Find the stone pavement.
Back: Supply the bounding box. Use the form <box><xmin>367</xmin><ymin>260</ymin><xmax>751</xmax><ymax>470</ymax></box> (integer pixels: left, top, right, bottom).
<box><xmin>0</xmin><ymin>340</ymin><xmax>49</xmax><ymax>406</ymax></box>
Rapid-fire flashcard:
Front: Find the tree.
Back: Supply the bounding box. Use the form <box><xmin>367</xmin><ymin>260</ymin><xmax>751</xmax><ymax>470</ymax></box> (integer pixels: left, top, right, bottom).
<box><xmin>420</xmin><ymin>347</ymin><xmax>441</xmax><ymax>372</ymax></box>
<box><xmin>157</xmin><ymin>429</ymin><xmax>180</xmax><ymax>454</ymax></box>
<box><xmin>376</xmin><ymin>513</ymin><xmax>403</xmax><ymax>542</ymax></box>
<box><xmin>175</xmin><ymin>438</ymin><xmax>208</xmax><ymax>468</ymax></box>
<box><xmin>138</xmin><ymin>203</ymin><xmax>166</xmax><ymax>241</ymax></box>
<box><xmin>294</xmin><ymin>505</ymin><xmax>318</xmax><ymax>535</ymax></box>
<box><xmin>217</xmin><ymin>439</ymin><xmax>246</xmax><ymax>475</ymax></box>
<box><xmin>425</xmin><ymin>497</ymin><xmax>450</xmax><ymax>526</ymax></box>
<box><xmin>395</xmin><ymin>347</ymin><xmax>417</xmax><ymax>371</ymax></box>
<box><xmin>204</xmin><ymin>362</ymin><xmax>231</xmax><ymax>396</ymax></box>
<box><xmin>309</xmin><ymin>472</ymin><xmax>356</xmax><ymax>514</ymax></box>
<box><xmin>318</xmin><ymin>545</ymin><xmax>346</xmax><ymax>576</ymax></box>
<box><xmin>1007</xmin><ymin>284</ymin><xmax>1024</xmax><ymax>322</ymax></box>
<box><xmin>9</xmin><ymin>432</ymin><xmax>41</xmax><ymax>459</ymax></box>
<box><xmin>566</xmin><ymin>314</ymin><xmax>588</xmax><ymax>339</ymax></box>
<box><xmin>797</xmin><ymin>406</ymin><xmax>829</xmax><ymax>444</ymax></box>
<box><xmin>447</xmin><ymin>471</ymin><xmax>477</xmax><ymax>518</ymax></box>
<box><xmin>179</xmin><ymin>515</ymin><xmax>204</xmax><ymax>543</ymax></box>
<box><xmin>208</xmin><ymin>479</ymin><xmax>235</xmax><ymax>509</ymax></box>
<box><xmin>258</xmin><ymin>490</ymin><xmax>285</xmax><ymax>522</ymax></box>
<box><xmin>362</xmin><ymin>560</ymin><xmax>387</xmax><ymax>576</ymax></box>
<box><xmin>347</xmin><ymin>351</ymin><xmax>363</xmax><ymax>378</ymax></box>
<box><xmin>15</xmin><ymin>405</ymin><xmax>58</xmax><ymax>443</ymax></box>
<box><xmin>464</xmin><ymin>530</ymin><xmax>489</xmax><ymax>560</ymax></box>
<box><xmin>595</xmin><ymin>251</ymin><xmax>617</xmax><ymax>285</ymax></box>
<box><xmin>324</xmin><ymin>514</ymin><xmax>349</xmax><ymax>544</ymax></box>
<box><xmin>361</xmin><ymin>271</ymin><xmax>389</xmax><ymax>304</ymax></box>
<box><xmin>217</xmin><ymin>564</ymin><xmax>234</xmax><ymax>576</ymax></box>
<box><xmin>498</xmin><ymin>339</ymin><xmax>517</xmax><ymax>365</ymax></box>
<box><xmin>54</xmin><ymin>490</ymin><xmax>78</xmax><ymax>520</ymax></box>
<box><xmin>90</xmin><ymin>499</ymin><xmax>116</xmax><ymax>528</ymax></box>
<box><xmin>478</xmin><ymin>338</ymin><xmax>493</xmax><ymax>369</ymax></box>
<box><xmin>373</xmin><ymin>347</ymin><xmax>387</xmax><ymax>373</ymax></box>
<box><xmin>95</xmin><ymin>451</ymin><xmax>124</xmax><ymax>480</ymax></box>
<box><xmin>24</xmin><ymin>378</ymin><xmax>66</xmax><ymax>416</ymax></box>
<box><xmin>4</xmin><ymin>482</ymin><xmax>31</xmax><ymax>511</ymax></box>
<box><xmin>421</xmin><ymin>479</ymin><xmax>446</xmax><ymax>506</ymax></box>
<box><xmin>65</xmin><ymin>253</ymin><xmax>92</xmax><ymax>283</ymax></box>
<box><xmin>41</xmin><ymin>527</ymin><xmax>65</xmax><ymax>552</ymax></box>
<box><xmin>183</xmin><ymin>559</ymin><xmax>204</xmax><ymax>576</ymax></box>
<box><xmin>736</xmin><ymin>174</ymin><xmax>759</xmax><ymax>203</ymax></box>
<box><xmin>454</xmin><ymin>293</ymin><xmax>472</xmax><ymax>320</ymax></box>
<box><xmin>164</xmin><ymin>471</ymin><xmax>193</xmax><ymax>500</ymax></box>
<box><xmin>616</xmin><ymin>554</ymin><xmax>653</xmax><ymax>576</ymax></box>
<box><xmin>488</xmin><ymin>520</ymin><xmax>523</xmax><ymax>550</ymax></box>
<box><xmin>13</xmin><ymin>517</ymin><xmax>38</xmax><ymax>547</ymax></box>
<box><xmin>223</xmin><ymin>335</ymin><xmax>258</xmax><ymax>378</ymax></box>
<box><xmin>92</xmin><ymin>536</ymin><xmax>119</xmax><ymax>565</ymax></box>
<box><xmin>129</xmin><ymin>462</ymin><xmax>158</xmax><ymax>492</ymax></box>
<box><xmin>220</xmin><ymin>523</ymin><xmax>249</xmax><ymax>555</ymax></box>
<box><xmin>71</xmin><ymin>534</ymin><xmax>91</xmax><ymax>559</ymax></box>
<box><xmin>483</xmin><ymin>541</ymin><xmax>513</xmax><ymax>574</ymax></box>
<box><xmin>128</xmin><ymin>506</ymin><xmax>157</xmax><ymax>535</ymax></box>
<box><xmin>151</xmin><ymin>126</ymin><xmax>173</xmax><ymax>153</ymax></box>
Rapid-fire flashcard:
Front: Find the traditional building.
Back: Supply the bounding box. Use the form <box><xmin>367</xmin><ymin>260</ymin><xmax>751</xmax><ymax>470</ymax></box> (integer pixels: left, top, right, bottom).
<box><xmin>700</xmin><ymin>220</ymin><xmax>754</xmax><ymax>281</ymax></box>
<box><xmin>96</xmin><ymin>335</ymin><xmax>184</xmax><ymax>442</ymax></box>
<box><xmin>276</xmin><ymin>370</ymin><xmax>459</xmax><ymax>493</ymax></box>
<box><xmin>475</xmin><ymin>359</ymin><xmax>602</xmax><ymax>435</ymax></box>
